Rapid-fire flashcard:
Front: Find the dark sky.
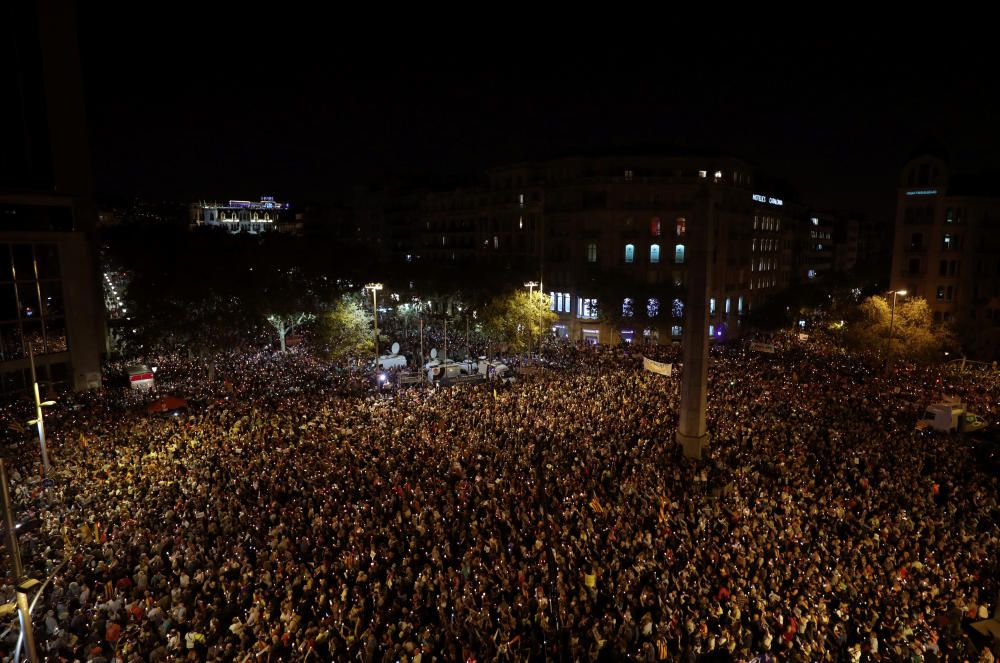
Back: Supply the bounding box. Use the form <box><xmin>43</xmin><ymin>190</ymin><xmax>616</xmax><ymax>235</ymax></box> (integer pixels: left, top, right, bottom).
<box><xmin>77</xmin><ymin>14</ymin><xmax>1000</xmax><ymax>222</ymax></box>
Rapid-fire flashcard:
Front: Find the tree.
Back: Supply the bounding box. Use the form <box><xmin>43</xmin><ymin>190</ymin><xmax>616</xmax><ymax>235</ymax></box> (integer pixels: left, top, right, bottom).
<box><xmin>841</xmin><ymin>295</ymin><xmax>956</xmax><ymax>363</ymax></box>
<box><xmin>316</xmin><ymin>296</ymin><xmax>373</xmax><ymax>362</ymax></box>
<box><xmin>266</xmin><ymin>312</ymin><xmax>316</xmax><ymax>352</ymax></box>
<box><xmin>481</xmin><ymin>290</ymin><xmax>557</xmax><ymax>354</ymax></box>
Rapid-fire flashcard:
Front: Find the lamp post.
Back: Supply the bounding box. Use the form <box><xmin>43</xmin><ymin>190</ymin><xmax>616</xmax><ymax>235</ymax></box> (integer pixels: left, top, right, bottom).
<box><xmin>26</xmin><ymin>345</ymin><xmax>54</xmax><ymax>480</ymax></box>
<box><xmin>2</xmin><ymin>460</ymin><xmax>40</xmax><ymax>663</ymax></box>
<box><xmin>365</xmin><ymin>283</ymin><xmax>383</xmax><ymax>370</ymax></box>
<box><xmin>524</xmin><ymin>281</ymin><xmax>538</xmax><ymax>360</ymax></box>
<box><xmin>884</xmin><ymin>289</ymin><xmax>907</xmax><ymax>372</ymax></box>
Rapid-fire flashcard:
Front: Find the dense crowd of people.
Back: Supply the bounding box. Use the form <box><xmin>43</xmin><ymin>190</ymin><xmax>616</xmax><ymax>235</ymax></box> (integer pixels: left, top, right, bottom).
<box><xmin>1</xmin><ymin>333</ymin><xmax>998</xmax><ymax>662</ymax></box>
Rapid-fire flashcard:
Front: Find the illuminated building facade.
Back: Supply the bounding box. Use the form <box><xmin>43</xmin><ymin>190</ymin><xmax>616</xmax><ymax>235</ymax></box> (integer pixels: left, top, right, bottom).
<box><xmin>191</xmin><ymin>196</ymin><xmax>290</xmax><ymax>234</ymax></box>
<box><xmin>415</xmin><ymin>155</ymin><xmax>801</xmax><ymax>344</ymax></box>
<box><xmin>890</xmin><ymin>153</ymin><xmax>1000</xmax><ymax>358</ymax></box>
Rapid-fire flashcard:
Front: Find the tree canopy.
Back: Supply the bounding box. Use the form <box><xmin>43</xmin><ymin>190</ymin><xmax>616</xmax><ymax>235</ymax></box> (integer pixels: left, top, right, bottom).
<box><xmin>480</xmin><ymin>290</ymin><xmax>557</xmax><ymax>354</ymax></box>
<box><xmin>841</xmin><ymin>295</ymin><xmax>956</xmax><ymax>363</ymax></box>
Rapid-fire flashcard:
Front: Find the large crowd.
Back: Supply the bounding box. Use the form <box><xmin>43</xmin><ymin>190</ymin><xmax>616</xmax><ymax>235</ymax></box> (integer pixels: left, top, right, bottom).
<box><xmin>1</xmin><ymin>333</ymin><xmax>999</xmax><ymax>662</ymax></box>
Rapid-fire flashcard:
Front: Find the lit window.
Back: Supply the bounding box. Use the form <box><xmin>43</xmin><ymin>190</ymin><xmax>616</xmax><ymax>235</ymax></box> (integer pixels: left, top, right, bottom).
<box><xmin>674</xmin><ymin>244</ymin><xmax>685</xmax><ymax>264</ymax></box>
<box><xmin>936</xmin><ymin>286</ymin><xmax>945</xmax><ymax>300</ymax></box>
<box><xmin>725</xmin><ymin>298</ymin><xmax>731</xmax><ymax>315</ymax></box>
<box><xmin>811</xmin><ymin>218</ymin><xmax>819</xmax><ymax>226</ymax></box>
<box><xmin>519</xmin><ymin>216</ymin><xmax>524</xmax><ymax>229</ymax></box>
<box><xmin>714</xmin><ymin>170</ymin><xmax>722</xmax><ymax>181</ymax></box>
<box><xmin>647</xmin><ymin>298</ymin><xmax>660</xmax><ymax>317</ymax></box>
<box><xmin>752</xmin><ymin>239</ymin><xmax>757</xmax><ymax>252</ymax></box>
<box><xmin>625</xmin><ymin>169</ymin><xmax>633</xmax><ymax>181</ymax></box>
<box><xmin>587</xmin><ymin>243</ymin><xmax>597</xmax><ymax>263</ymax></box>
<box><xmin>738</xmin><ymin>296</ymin><xmax>744</xmax><ymax>314</ymax></box>
<box><xmin>698</xmin><ymin>170</ymin><xmax>707</xmax><ymax>178</ymax></box>
<box><xmin>672</xmin><ymin>298</ymin><xmax>684</xmax><ymax>318</ymax></box>
<box><xmin>943</xmin><ymin>234</ymin><xmax>954</xmax><ymax>250</ymax></box>
<box><xmin>650</xmin><ymin>217</ymin><xmax>661</xmax><ymax>236</ymax></box>
<box><xmin>518</xmin><ymin>193</ymin><xmax>525</xmax><ymax>207</ymax></box>
<box><xmin>625</xmin><ymin>244</ymin><xmax>635</xmax><ymax>263</ymax></box>
<box><xmin>578</xmin><ymin>298</ymin><xmax>598</xmax><ymax>320</ymax></box>
<box><xmin>493</xmin><ymin>236</ymin><xmax>499</xmax><ymax>249</ymax></box>
<box><xmin>808</xmin><ymin>270</ymin><xmax>817</xmax><ymax>279</ymax></box>
<box><xmin>562</xmin><ymin>293</ymin><xmax>571</xmax><ymax>314</ymax></box>
<box><xmin>550</xmin><ymin>292</ymin><xmax>558</xmax><ymax>311</ymax></box>
<box><xmin>709</xmin><ymin>324</ymin><xmax>715</xmax><ymax>336</ymax></box>
<box><xmin>650</xmin><ymin>244</ymin><xmax>660</xmax><ymax>263</ymax></box>
<box><xmin>676</xmin><ymin>218</ymin><xmax>686</xmax><ymax>237</ymax></box>
<box><xmin>709</xmin><ymin>298</ymin><xmax>716</xmax><ymax>316</ymax></box>
<box><xmin>671</xmin><ymin>325</ymin><xmax>683</xmax><ymax>336</ymax></box>
<box><xmin>622</xmin><ymin>298</ymin><xmax>634</xmax><ymax>317</ymax></box>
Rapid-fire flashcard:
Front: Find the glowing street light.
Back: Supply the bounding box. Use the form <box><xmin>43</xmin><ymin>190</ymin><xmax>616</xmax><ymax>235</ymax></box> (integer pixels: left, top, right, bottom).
<box><xmin>365</xmin><ymin>283</ymin><xmax>384</xmax><ymax>369</ymax></box>
<box><xmin>883</xmin><ymin>289</ymin><xmax>908</xmax><ymax>372</ymax></box>
<box><xmin>524</xmin><ymin>282</ymin><xmax>539</xmax><ymax>358</ymax></box>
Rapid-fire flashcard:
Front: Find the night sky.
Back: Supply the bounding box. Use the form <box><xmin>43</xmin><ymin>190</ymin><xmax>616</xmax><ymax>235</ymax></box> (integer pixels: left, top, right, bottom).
<box><xmin>77</xmin><ymin>14</ymin><xmax>1000</xmax><ymax>222</ymax></box>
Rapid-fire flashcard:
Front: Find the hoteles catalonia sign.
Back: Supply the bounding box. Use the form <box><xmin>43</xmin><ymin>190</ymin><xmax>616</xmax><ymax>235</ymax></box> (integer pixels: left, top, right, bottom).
<box><xmin>752</xmin><ymin>193</ymin><xmax>783</xmax><ymax>206</ymax></box>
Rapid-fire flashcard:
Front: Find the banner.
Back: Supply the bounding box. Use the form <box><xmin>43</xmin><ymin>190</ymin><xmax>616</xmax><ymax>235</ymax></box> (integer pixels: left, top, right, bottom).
<box><xmin>642</xmin><ymin>356</ymin><xmax>672</xmax><ymax>376</ymax></box>
<box><xmin>750</xmin><ymin>342</ymin><xmax>776</xmax><ymax>354</ymax></box>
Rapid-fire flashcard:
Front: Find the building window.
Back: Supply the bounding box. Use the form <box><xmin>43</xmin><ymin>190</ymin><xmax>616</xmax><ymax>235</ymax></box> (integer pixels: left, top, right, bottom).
<box><xmin>811</xmin><ymin>218</ymin><xmax>819</xmax><ymax>226</ymax></box>
<box><xmin>625</xmin><ymin>244</ymin><xmax>635</xmax><ymax>263</ymax></box>
<box><xmin>622</xmin><ymin>298</ymin><xmax>634</xmax><ymax>317</ymax></box>
<box><xmin>949</xmin><ymin>261</ymin><xmax>958</xmax><ymax>276</ymax></box>
<box><xmin>937</xmin><ymin>286</ymin><xmax>945</xmax><ymax>300</ymax></box>
<box><xmin>909</xmin><ymin>258</ymin><xmax>921</xmax><ymax>275</ymax></box>
<box><xmin>672</xmin><ymin>298</ymin><xmax>684</xmax><ymax>318</ymax></box>
<box><xmin>946</xmin><ymin>285</ymin><xmax>954</xmax><ymax>301</ymax></box>
<box><xmin>493</xmin><ymin>235</ymin><xmax>499</xmax><ymax>249</ymax></box>
<box><xmin>647</xmin><ymin>298</ymin><xmax>660</xmax><ymax>317</ymax></box>
<box><xmin>650</xmin><ymin>244</ymin><xmax>660</xmax><ymax>264</ymax></box>
<box><xmin>725</xmin><ymin>298</ymin><xmax>731</xmax><ymax>315</ymax></box>
<box><xmin>624</xmin><ymin>169</ymin><xmax>633</xmax><ymax>181</ymax></box>
<box><xmin>709</xmin><ymin>297</ymin><xmax>716</xmax><ymax>316</ymax></box>
<box><xmin>578</xmin><ymin>298</ymin><xmax>598</xmax><ymax>320</ymax></box>
<box><xmin>650</xmin><ymin>217</ymin><xmax>661</xmax><ymax>236</ymax></box>
<box><xmin>910</xmin><ymin>233</ymin><xmax>923</xmax><ymax>249</ymax></box>
<box><xmin>709</xmin><ymin>324</ymin><xmax>715</xmax><ymax>337</ymax></box>
<box><xmin>738</xmin><ymin>296</ymin><xmax>744</xmax><ymax>314</ymax></box>
<box><xmin>807</xmin><ymin>269</ymin><xmax>817</xmax><ymax>279</ymax></box>
<box><xmin>675</xmin><ymin>244</ymin><xmax>685</xmax><ymax>264</ymax></box>
<box><xmin>676</xmin><ymin>218</ymin><xmax>686</xmax><ymax>237</ymax></box>
<box><xmin>671</xmin><ymin>325</ymin><xmax>683</xmax><ymax>336</ymax></box>
<box><xmin>939</xmin><ymin>260</ymin><xmax>948</xmax><ymax>276</ymax></box>
<box><xmin>943</xmin><ymin>234</ymin><xmax>954</xmax><ymax>250</ymax></box>
<box><xmin>587</xmin><ymin>243</ymin><xmax>597</xmax><ymax>263</ymax></box>
<box><xmin>550</xmin><ymin>292</ymin><xmax>558</xmax><ymax>311</ymax></box>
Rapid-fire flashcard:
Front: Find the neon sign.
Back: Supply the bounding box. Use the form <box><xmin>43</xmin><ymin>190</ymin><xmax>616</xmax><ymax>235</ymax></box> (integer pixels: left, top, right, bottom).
<box><xmin>906</xmin><ymin>189</ymin><xmax>938</xmax><ymax>196</ymax></box>
<box><xmin>752</xmin><ymin>193</ymin><xmax>783</xmax><ymax>206</ymax></box>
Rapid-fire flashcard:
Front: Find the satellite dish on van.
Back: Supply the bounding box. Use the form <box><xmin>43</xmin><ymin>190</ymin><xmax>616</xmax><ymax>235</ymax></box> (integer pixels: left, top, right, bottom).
<box><xmin>430</xmin><ymin>348</ymin><xmax>438</xmax><ymax>359</ymax></box>
<box><xmin>391</xmin><ymin>342</ymin><xmax>400</xmax><ymax>355</ymax></box>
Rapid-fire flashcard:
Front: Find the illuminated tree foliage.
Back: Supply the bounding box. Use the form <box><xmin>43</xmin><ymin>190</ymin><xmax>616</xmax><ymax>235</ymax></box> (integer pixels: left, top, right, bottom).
<box><xmin>842</xmin><ymin>295</ymin><xmax>956</xmax><ymax>363</ymax></box>
<box><xmin>316</xmin><ymin>295</ymin><xmax>373</xmax><ymax>362</ymax></box>
<box><xmin>266</xmin><ymin>312</ymin><xmax>316</xmax><ymax>352</ymax></box>
<box><xmin>481</xmin><ymin>290</ymin><xmax>557</xmax><ymax>353</ymax></box>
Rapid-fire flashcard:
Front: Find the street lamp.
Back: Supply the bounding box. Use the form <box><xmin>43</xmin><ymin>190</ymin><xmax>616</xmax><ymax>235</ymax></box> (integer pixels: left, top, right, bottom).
<box><xmin>524</xmin><ymin>281</ymin><xmax>539</xmax><ymax>359</ymax></box>
<box><xmin>26</xmin><ymin>345</ymin><xmax>53</xmax><ymax>480</ymax></box>
<box><xmin>884</xmin><ymin>289</ymin><xmax>907</xmax><ymax>371</ymax></box>
<box><xmin>365</xmin><ymin>283</ymin><xmax>384</xmax><ymax>370</ymax></box>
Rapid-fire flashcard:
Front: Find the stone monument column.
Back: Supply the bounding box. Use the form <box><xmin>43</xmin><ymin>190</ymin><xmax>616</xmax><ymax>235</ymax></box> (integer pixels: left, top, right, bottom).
<box><xmin>676</xmin><ymin>184</ymin><xmax>714</xmax><ymax>459</ymax></box>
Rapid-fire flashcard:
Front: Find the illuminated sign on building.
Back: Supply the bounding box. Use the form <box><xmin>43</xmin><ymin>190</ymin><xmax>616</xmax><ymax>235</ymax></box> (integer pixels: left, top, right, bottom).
<box><xmin>752</xmin><ymin>193</ymin><xmax>784</xmax><ymax>206</ymax></box>
<box><xmin>905</xmin><ymin>189</ymin><xmax>938</xmax><ymax>196</ymax></box>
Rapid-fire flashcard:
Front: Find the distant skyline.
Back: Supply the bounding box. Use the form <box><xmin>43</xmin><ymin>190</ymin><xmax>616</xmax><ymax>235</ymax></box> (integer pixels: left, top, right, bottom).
<box><xmin>77</xmin><ymin>14</ymin><xmax>1000</xmax><ymax>222</ymax></box>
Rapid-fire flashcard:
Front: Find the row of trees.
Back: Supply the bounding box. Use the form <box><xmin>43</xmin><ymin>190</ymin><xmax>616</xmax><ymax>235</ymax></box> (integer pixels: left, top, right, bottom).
<box><xmin>104</xmin><ymin>224</ymin><xmax>964</xmax><ymax>367</ymax></box>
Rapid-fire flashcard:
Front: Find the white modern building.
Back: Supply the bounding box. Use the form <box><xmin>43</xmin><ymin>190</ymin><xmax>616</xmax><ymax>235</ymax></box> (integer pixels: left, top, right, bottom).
<box><xmin>191</xmin><ymin>196</ymin><xmax>289</xmax><ymax>234</ymax></box>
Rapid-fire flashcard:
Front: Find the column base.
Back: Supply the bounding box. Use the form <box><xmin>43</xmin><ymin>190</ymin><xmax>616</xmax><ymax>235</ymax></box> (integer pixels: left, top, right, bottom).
<box><xmin>676</xmin><ymin>431</ymin><xmax>710</xmax><ymax>460</ymax></box>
